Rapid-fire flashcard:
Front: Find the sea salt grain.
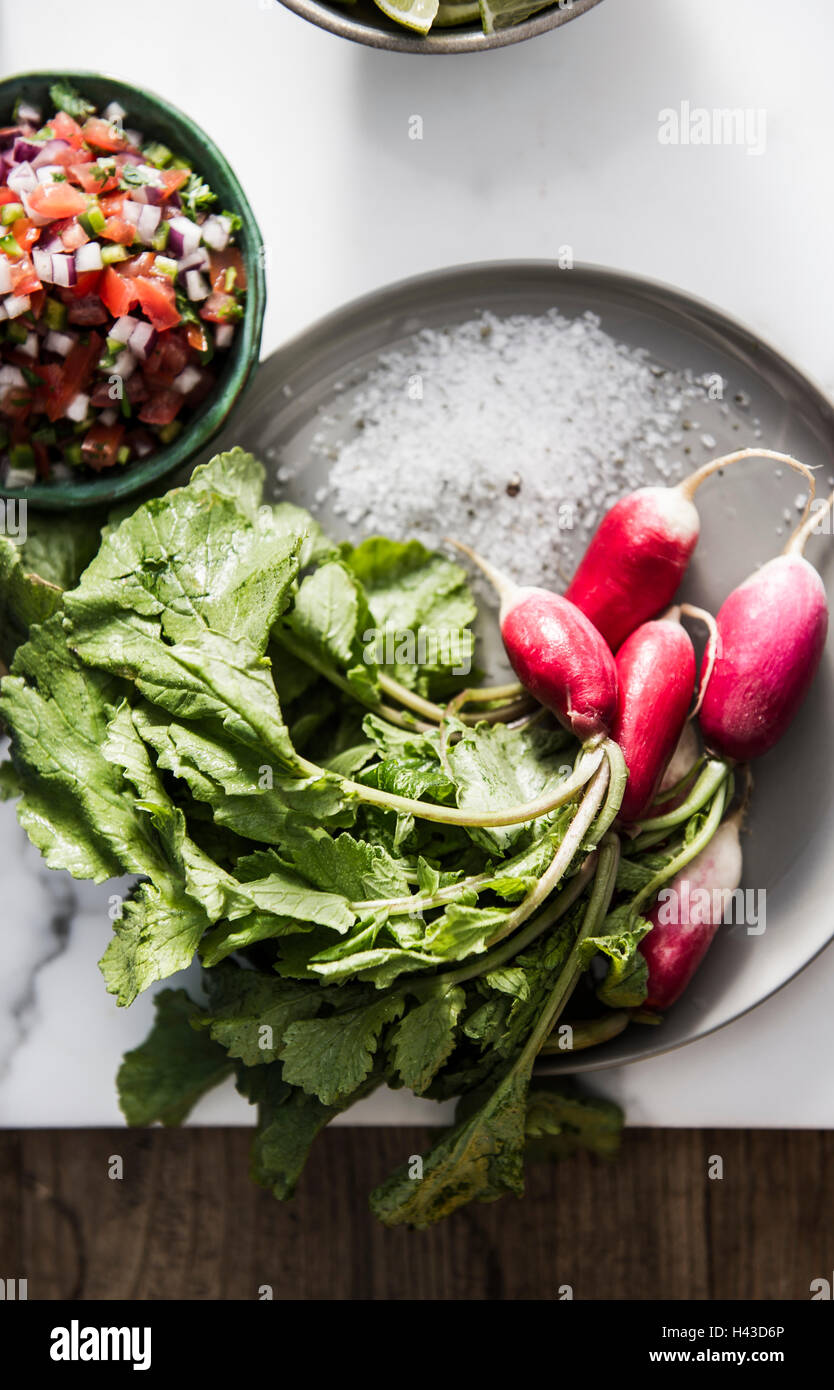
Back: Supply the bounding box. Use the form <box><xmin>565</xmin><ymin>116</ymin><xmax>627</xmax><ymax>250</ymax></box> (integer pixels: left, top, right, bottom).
<box><xmin>313</xmin><ymin>310</ymin><xmax>706</xmax><ymax>587</ymax></box>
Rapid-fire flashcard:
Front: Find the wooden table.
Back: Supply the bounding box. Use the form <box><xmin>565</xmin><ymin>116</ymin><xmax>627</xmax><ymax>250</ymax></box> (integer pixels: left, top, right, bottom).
<box><xmin>1</xmin><ymin>1128</ymin><xmax>831</xmax><ymax>1300</ymax></box>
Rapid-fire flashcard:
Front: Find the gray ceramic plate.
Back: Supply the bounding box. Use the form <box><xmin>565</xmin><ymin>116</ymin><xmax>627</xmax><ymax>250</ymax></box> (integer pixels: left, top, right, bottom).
<box><xmin>279</xmin><ymin>0</ymin><xmax>603</xmax><ymax>55</ymax></box>
<box><xmin>201</xmin><ymin>260</ymin><xmax>834</xmax><ymax>1073</ymax></box>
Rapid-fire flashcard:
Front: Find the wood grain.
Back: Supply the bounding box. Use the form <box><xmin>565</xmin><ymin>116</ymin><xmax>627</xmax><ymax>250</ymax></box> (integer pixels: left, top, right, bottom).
<box><xmin>0</xmin><ymin>1128</ymin><xmax>831</xmax><ymax>1300</ymax></box>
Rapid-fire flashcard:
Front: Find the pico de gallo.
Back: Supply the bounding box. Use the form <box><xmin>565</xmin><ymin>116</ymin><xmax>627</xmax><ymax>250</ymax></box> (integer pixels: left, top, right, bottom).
<box><xmin>0</xmin><ymin>80</ymin><xmax>248</xmax><ymax>487</ymax></box>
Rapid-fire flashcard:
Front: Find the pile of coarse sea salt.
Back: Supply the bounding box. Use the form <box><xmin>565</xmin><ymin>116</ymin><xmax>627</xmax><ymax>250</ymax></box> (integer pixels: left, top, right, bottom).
<box><xmin>310</xmin><ymin>309</ymin><xmax>731</xmax><ymax>589</ymax></box>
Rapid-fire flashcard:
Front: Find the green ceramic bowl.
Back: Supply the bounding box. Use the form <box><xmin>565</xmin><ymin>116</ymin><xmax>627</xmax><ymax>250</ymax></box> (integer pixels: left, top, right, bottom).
<box><xmin>0</xmin><ymin>71</ymin><xmax>266</xmax><ymax>510</ymax></box>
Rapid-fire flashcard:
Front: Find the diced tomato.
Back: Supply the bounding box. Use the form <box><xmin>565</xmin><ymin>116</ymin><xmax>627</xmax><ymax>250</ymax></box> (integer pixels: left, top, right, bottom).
<box><xmin>209</xmin><ymin>247</ymin><xmax>247</xmax><ymax>294</ymax></box>
<box><xmin>51</xmin><ymin>111</ymin><xmax>86</xmax><ymax>148</ymax></box>
<box><xmin>9</xmin><ymin>256</ymin><xmax>41</xmax><ymax>296</ymax></box>
<box><xmin>82</xmin><ymin>117</ymin><xmax>130</xmax><ymax>153</ymax></box>
<box><xmin>139</xmin><ymin>389</ymin><xmax>183</xmax><ymax>427</ymax></box>
<box><xmin>144</xmin><ymin>330</ymin><xmax>189</xmax><ymax>385</ymax></box>
<box><xmin>67</xmin><ymin>294</ymin><xmax>109</xmax><ymax>326</ymax></box>
<box><xmin>61</xmin><ymin>269</ymin><xmax>103</xmax><ymax>301</ymax></box>
<box><xmin>125</xmin><ymin>374</ymin><xmax>149</xmax><ymax>404</ymax></box>
<box><xmin>186</xmin><ymin>322</ymin><xmax>208</xmax><ymax>354</ymax></box>
<box><xmin>101</xmin><ymin>216</ymin><xmax>135</xmax><ymax>246</ymax></box>
<box><xmin>30</xmin><ymin>362</ymin><xmax>63</xmax><ymax>413</ymax></box>
<box><xmin>157</xmin><ymin>168</ymin><xmax>190</xmax><ymax>198</ymax></box>
<box><xmin>29</xmin><ymin>289</ymin><xmax>46</xmax><ymax>320</ymax></box>
<box><xmin>134</xmin><ymin>276</ymin><xmax>180</xmax><ymax>332</ymax></box>
<box><xmin>91</xmin><ymin>380</ymin><xmax>120</xmax><ymax>408</ymax></box>
<box><xmin>100</xmin><ymin>192</ymin><xmax>126</xmax><ymax>217</ymax></box>
<box><xmin>44</xmin><ymin>333</ymin><xmax>103</xmax><ymax>422</ymax></box>
<box><xmin>118</xmin><ymin>251</ymin><xmax>156</xmax><ymax>279</ymax></box>
<box><xmin>69</xmin><ymin>162</ymin><xmax>119</xmax><ymax>194</ymax></box>
<box><xmin>0</xmin><ymin>187</ymin><xmax>22</xmax><ymax>205</ymax></box>
<box><xmin>200</xmin><ymin>291</ymin><xmax>240</xmax><ymax>324</ymax></box>
<box><xmin>26</xmin><ymin>182</ymin><xmax>88</xmax><ymax>220</ymax></box>
<box><xmin>100</xmin><ymin>265</ymin><xmax>138</xmax><ymax>317</ymax></box>
<box><xmin>12</xmin><ymin>218</ymin><xmax>40</xmax><ymax>252</ymax></box>
<box><xmin>50</xmin><ymin>145</ymin><xmax>85</xmax><ymax>170</ymax></box>
<box><xmin>81</xmin><ymin>420</ymin><xmax>125</xmax><ymax>470</ymax></box>
<box><xmin>60</xmin><ymin>221</ymin><xmax>89</xmax><ymax>252</ymax></box>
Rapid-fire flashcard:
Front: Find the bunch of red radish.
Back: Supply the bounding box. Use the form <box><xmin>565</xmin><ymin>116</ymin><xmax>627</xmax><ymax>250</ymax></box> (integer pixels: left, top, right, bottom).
<box><xmin>454</xmin><ymin>448</ymin><xmax>832</xmax><ymax>1017</ymax></box>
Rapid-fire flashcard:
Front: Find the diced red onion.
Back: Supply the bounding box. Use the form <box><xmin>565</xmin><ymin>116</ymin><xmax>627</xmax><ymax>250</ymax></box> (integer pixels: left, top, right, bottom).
<box><xmin>51</xmin><ymin>254</ymin><xmax>77</xmax><ymax>288</ymax></box>
<box><xmin>0</xmin><ymin>302</ymin><xmax>8</xmax><ymax>323</ymax></box>
<box><xmin>110</xmin><ymin>315</ymin><xmax>139</xmax><ymax>344</ymax></box>
<box><xmin>128</xmin><ymin>320</ymin><xmax>157</xmax><ymax>361</ymax></box>
<box><xmin>45</xmin><ymin>329</ymin><xmax>76</xmax><ymax>357</ymax></box>
<box><xmin>185</xmin><ymin>270</ymin><xmax>210</xmax><ymax>302</ymax></box>
<box><xmin>173</xmin><ymin>365</ymin><xmax>203</xmax><ymax>395</ymax></box>
<box><xmin>7</xmin><ymin>161</ymin><xmax>37</xmax><ymax>194</ymax></box>
<box><xmin>103</xmin><ymin>101</ymin><xmax>127</xmax><ymax>123</ymax></box>
<box><xmin>200</xmin><ymin>214</ymin><xmax>231</xmax><ymax>252</ymax></box>
<box><xmin>128</xmin><ymin>166</ymin><xmax>164</xmax><ymax>206</ymax></box>
<box><xmin>0</xmin><ymin>364</ymin><xmax>25</xmax><ymax>387</ymax></box>
<box><xmin>12</xmin><ymin>136</ymin><xmax>42</xmax><ymax>164</ymax></box>
<box><xmin>123</xmin><ymin>128</ymin><xmax>143</xmax><ymax>148</ymax></box>
<box><xmin>131</xmin><ymin>431</ymin><xmax>155</xmax><ymax>458</ymax></box>
<box><xmin>32</xmin><ymin>139</ymin><xmax>71</xmax><ymax>169</ymax></box>
<box><xmin>4</xmin><ymin>294</ymin><xmax>31</xmax><ymax>319</ymax></box>
<box><xmin>32</xmin><ymin>248</ymin><xmax>53</xmax><ymax>282</ymax></box>
<box><xmin>75</xmin><ymin>242</ymin><xmax>103</xmax><ymax>274</ymax></box>
<box><xmin>0</xmin><ymin>259</ymin><xmax>12</xmax><ymax>295</ymax></box>
<box><xmin>136</xmin><ymin>203</ymin><xmax>162</xmax><ymax>243</ymax></box>
<box><xmin>19</xmin><ymin>331</ymin><xmax>38</xmax><ymax>359</ymax></box>
<box><xmin>0</xmin><ymin>128</ymin><xmax>22</xmax><ymax>153</ymax></box>
<box><xmin>99</xmin><ymin>407</ymin><xmax>118</xmax><ymax>426</ymax></box>
<box><xmin>112</xmin><ymin>348</ymin><xmax>138</xmax><ymax>380</ymax></box>
<box><xmin>35</xmin><ymin>163</ymin><xmax>64</xmax><ymax>184</ymax></box>
<box><xmin>168</xmin><ymin>216</ymin><xmax>200</xmax><ymax>258</ymax></box>
<box><xmin>49</xmin><ymin>461</ymin><xmax>74</xmax><ymax>482</ymax></box>
<box><xmin>0</xmin><ymin>157</ymin><xmax>6</xmax><ymax>184</ymax></box>
<box><xmin>215</xmin><ymin>323</ymin><xmax>234</xmax><ymax>349</ymax></box>
<box><xmin>122</xmin><ymin>200</ymin><xmax>142</xmax><ymax>226</ymax></box>
<box><xmin>16</xmin><ymin>102</ymin><xmax>41</xmax><ymax>125</ymax></box>
<box><xmin>2</xmin><ymin>461</ymin><xmax>37</xmax><ymax>488</ymax></box>
<box><xmin>37</xmin><ymin>224</ymin><xmax>65</xmax><ymax>252</ymax></box>
<box><xmin>176</xmin><ymin>248</ymin><xmax>209</xmax><ymax>277</ymax></box>
<box><xmin>66</xmin><ymin>392</ymin><xmax>90</xmax><ymax>423</ymax></box>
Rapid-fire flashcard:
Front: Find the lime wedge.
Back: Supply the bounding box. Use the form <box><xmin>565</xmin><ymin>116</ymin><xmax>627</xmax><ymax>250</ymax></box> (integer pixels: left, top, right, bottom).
<box><xmin>434</xmin><ymin>0</ymin><xmax>480</xmax><ymax>24</ymax></box>
<box><xmin>479</xmin><ymin>0</ymin><xmax>554</xmax><ymax>33</ymax></box>
<box><xmin>373</xmin><ymin>0</ymin><xmax>440</xmax><ymax>33</ymax></box>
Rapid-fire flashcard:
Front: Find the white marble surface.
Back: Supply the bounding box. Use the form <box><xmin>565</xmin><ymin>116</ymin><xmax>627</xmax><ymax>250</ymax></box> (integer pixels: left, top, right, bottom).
<box><xmin>1</xmin><ymin>0</ymin><xmax>833</xmax><ymax>1129</ymax></box>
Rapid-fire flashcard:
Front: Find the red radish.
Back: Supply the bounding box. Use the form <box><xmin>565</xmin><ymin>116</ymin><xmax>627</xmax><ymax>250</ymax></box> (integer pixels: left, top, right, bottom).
<box><xmin>566</xmin><ymin>449</ymin><xmax>816</xmax><ymax>651</ymax></box>
<box><xmin>448</xmin><ymin>541</ymin><xmax>618</xmax><ymax>741</ymax></box>
<box><xmin>612</xmin><ymin>610</ymin><xmax>696</xmax><ymax>822</ymax></box>
<box><xmin>641</xmin><ymin>813</ymin><xmax>743</xmax><ymax>1010</ymax></box>
<box><xmin>699</xmin><ymin>494</ymin><xmax>833</xmax><ymax>763</ymax></box>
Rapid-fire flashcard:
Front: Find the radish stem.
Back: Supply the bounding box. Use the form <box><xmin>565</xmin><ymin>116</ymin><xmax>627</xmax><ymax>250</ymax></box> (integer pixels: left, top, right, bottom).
<box><xmin>595</xmin><ymin>738</ymin><xmax>628</xmax><ymax>839</ymax></box>
<box><xmin>524</xmin><ymin>833</ymin><xmax>621</xmax><ymax>1057</ymax></box>
<box><xmin>677</xmin><ymin>448</ymin><xmax>817</xmax><ymax>506</ymax></box>
<box><xmin>539</xmin><ymin>1008</ymin><xmax>631</xmax><ymax>1054</ymax></box>
<box><xmin>445</xmin><ymin>537</ymin><xmax>518</xmax><ymax>606</ymax></box>
<box><xmin>632</xmin><ymin>757</ymin><xmax>730</xmax><ymax>836</ymax></box>
<box><xmin>294</xmin><ymin>743</ymin><xmax>606</xmax><ymax>829</ymax></box>
<box><xmin>482</xmin><ymin>758</ymin><xmax>611</xmax><ymax>946</ymax></box>
<box><xmin>379</xmin><ymin>672</ymin><xmax>532</xmax><ymax>727</ymax></box>
<box><xmin>628</xmin><ymin>777</ymin><xmax>730</xmax><ymax>924</ymax></box>
<box><xmin>427</xmin><ymin>853</ymin><xmax>599</xmax><ymax>991</ymax></box>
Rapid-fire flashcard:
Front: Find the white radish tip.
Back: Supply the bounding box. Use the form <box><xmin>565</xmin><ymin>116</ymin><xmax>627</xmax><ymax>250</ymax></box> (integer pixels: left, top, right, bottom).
<box><xmin>445</xmin><ymin>538</ymin><xmax>519</xmax><ymax>607</ymax></box>
<box><xmin>678</xmin><ymin>448</ymin><xmax>818</xmax><ymax>509</ymax></box>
